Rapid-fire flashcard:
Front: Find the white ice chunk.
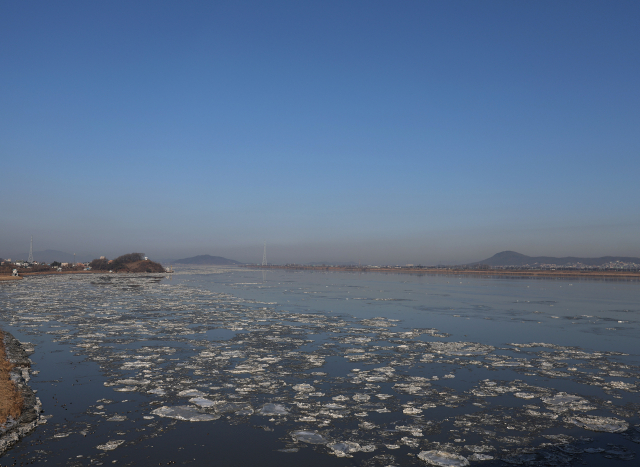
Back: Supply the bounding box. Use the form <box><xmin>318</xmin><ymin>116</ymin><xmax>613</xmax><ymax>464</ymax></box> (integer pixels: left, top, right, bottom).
<box><xmin>352</xmin><ymin>393</ymin><xmax>370</xmax><ymax>402</ymax></box>
<box><xmin>177</xmin><ymin>389</ymin><xmax>208</xmax><ymax>398</ymax></box>
<box><xmin>116</xmin><ymin>378</ymin><xmax>150</xmax><ymax>385</ymax></box>
<box><xmin>258</xmin><ymin>403</ymin><xmax>289</xmax><ymax>416</ymax></box>
<box><xmin>151</xmin><ymin>405</ymin><xmax>220</xmax><ymax>421</ymax></box>
<box><xmin>106</xmin><ymin>415</ymin><xmax>127</xmax><ymax>422</ymax></box>
<box><xmin>418</xmin><ymin>450</ymin><xmax>470</xmax><ymax>466</ymax></box>
<box><xmin>293</xmin><ymin>383</ymin><xmax>315</xmax><ymax>392</ymax></box>
<box><xmin>469</xmin><ymin>453</ymin><xmax>494</xmax><ymax>461</ymax></box>
<box><xmin>567</xmin><ymin>415</ymin><xmax>629</xmax><ymax>433</ymax></box>
<box><xmin>96</xmin><ymin>440</ymin><xmax>125</xmax><ymax>451</ymax></box>
<box><xmin>189</xmin><ymin>397</ymin><xmax>216</xmax><ymax>408</ymax></box>
<box><xmin>291</xmin><ymin>430</ymin><xmax>328</xmax><ymax>444</ymax></box>
<box><xmin>329</xmin><ymin>441</ymin><xmax>361</xmax><ymax>457</ymax></box>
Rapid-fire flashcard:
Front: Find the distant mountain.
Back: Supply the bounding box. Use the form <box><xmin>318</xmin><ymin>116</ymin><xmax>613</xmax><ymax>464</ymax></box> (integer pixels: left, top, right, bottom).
<box><xmin>472</xmin><ymin>250</ymin><xmax>640</xmax><ymax>267</ymax></box>
<box><xmin>174</xmin><ymin>255</ymin><xmax>241</xmax><ymax>265</ymax></box>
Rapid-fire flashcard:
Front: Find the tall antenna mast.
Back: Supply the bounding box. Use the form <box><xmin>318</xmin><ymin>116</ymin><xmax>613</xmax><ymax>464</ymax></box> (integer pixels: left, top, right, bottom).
<box><xmin>28</xmin><ymin>236</ymin><xmax>34</xmax><ymax>263</ymax></box>
<box><xmin>262</xmin><ymin>241</ymin><xmax>267</xmax><ymax>266</ymax></box>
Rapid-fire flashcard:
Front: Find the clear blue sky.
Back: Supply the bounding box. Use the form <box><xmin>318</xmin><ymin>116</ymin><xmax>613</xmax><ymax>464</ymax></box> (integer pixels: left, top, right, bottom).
<box><xmin>1</xmin><ymin>1</ymin><xmax>639</xmax><ymax>264</ymax></box>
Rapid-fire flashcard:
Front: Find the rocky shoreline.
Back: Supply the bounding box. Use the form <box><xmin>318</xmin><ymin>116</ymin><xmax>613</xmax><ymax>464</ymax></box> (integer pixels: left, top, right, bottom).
<box><xmin>0</xmin><ymin>332</ymin><xmax>42</xmax><ymax>456</ymax></box>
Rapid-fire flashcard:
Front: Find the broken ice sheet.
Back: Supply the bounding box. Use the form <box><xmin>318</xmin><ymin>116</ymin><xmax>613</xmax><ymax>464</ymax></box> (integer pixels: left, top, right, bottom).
<box><xmin>96</xmin><ymin>440</ymin><xmax>125</xmax><ymax>451</ymax></box>
<box><xmin>189</xmin><ymin>397</ymin><xmax>216</xmax><ymax>408</ymax></box>
<box><xmin>4</xmin><ymin>273</ymin><xmax>640</xmax><ymax>466</ymax></box>
<box><xmin>258</xmin><ymin>403</ymin><xmax>289</xmax><ymax>416</ymax></box>
<box><xmin>568</xmin><ymin>415</ymin><xmax>629</xmax><ymax>433</ymax></box>
<box><xmin>329</xmin><ymin>441</ymin><xmax>362</xmax><ymax>457</ymax></box>
<box><xmin>151</xmin><ymin>406</ymin><xmax>220</xmax><ymax>421</ymax></box>
<box><xmin>417</xmin><ymin>450</ymin><xmax>470</xmax><ymax>466</ymax></box>
<box><xmin>291</xmin><ymin>430</ymin><xmax>328</xmax><ymax>444</ymax></box>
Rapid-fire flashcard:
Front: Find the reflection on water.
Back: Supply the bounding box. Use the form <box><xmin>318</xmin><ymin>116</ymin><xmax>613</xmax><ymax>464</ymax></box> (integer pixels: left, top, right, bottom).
<box><xmin>0</xmin><ymin>267</ymin><xmax>638</xmax><ymax>466</ymax></box>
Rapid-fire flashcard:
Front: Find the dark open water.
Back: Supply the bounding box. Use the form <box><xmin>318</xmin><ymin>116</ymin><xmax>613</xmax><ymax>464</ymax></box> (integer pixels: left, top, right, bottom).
<box><xmin>0</xmin><ymin>267</ymin><xmax>638</xmax><ymax>466</ymax></box>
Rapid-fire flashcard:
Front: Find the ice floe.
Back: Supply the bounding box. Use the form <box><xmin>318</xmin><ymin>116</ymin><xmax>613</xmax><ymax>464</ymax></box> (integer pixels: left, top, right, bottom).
<box><xmin>417</xmin><ymin>450</ymin><xmax>470</xmax><ymax>466</ymax></box>
<box><xmin>151</xmin><ymin>406</ymin><xmax>220</xmax><ymax>421</ymax></box>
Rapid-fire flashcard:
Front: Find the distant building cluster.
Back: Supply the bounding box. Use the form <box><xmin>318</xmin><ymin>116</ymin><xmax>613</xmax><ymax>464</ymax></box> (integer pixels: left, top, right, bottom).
<box><xmin>490</xmin><ymin>261</ymin><xmax>640</xmax><ymax>271</ymax></box>
<box><xmin>1</xmin><ymin>259</ymin><xmax>91</xmax><ymax>270</ymax></box>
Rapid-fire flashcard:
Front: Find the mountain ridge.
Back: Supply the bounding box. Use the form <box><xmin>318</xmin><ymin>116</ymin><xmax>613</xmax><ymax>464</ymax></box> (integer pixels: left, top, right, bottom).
<box><xmin>472</xmin><ymin>250</ymin><xmax>640</xmax><ymax>267</ymax></box>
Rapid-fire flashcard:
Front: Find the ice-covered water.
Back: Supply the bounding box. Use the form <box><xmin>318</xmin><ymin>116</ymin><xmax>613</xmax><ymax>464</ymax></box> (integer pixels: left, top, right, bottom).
<box><xmin>0</xmin><ymin>267</ymin><xmax>639</xmax><ymax>466</ymax></box>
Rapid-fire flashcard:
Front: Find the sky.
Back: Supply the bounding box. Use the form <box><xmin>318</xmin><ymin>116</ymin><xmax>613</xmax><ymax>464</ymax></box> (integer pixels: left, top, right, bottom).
<box><xmin>1</xmin><ymin>1</ymin><xmax>639</xmax><ymax>265</ymax></box>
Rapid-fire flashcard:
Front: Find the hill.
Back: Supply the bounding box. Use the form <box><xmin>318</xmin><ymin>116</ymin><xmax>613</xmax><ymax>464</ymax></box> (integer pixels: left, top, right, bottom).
<box><xmin>174</xmin><ymin>255</ymin><xmax>241</xmax><ymax>265</ymax></box>
<box><xmin>472</xmin><ymin>251</ymin><xmax>640</xmax><ymax>267</ymax></box>
<box><xmin>89</xmin><ymin>253</ymin><xmax>165</xmax><ymax>273</ymax></box>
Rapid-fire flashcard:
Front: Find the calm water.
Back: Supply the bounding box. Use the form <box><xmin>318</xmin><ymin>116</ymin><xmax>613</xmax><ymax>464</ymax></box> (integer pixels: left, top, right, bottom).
<box><xmin>0</xmin><ymin>267</ymin><xmax>638</xmax><ymax>466</ymax></box>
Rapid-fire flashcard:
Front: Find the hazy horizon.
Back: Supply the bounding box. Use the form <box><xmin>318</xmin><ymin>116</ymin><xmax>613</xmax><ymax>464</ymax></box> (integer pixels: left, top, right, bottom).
<box><xmin>2</xmin><ymin>1</ymin><xmax>638</xmax><ymax>265</ymax></box>
<box><xmin>4</xmin><ymin>238</ymin><xmax>640</xmax><ymax>267</ymax></box>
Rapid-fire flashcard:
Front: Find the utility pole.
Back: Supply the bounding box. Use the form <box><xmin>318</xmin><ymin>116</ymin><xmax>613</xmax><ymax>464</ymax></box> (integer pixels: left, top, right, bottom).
<box><xmin>28</xmin><ymin>236</ymin><xmax>34</xmax><ymax>263</ymax></box>
<box><xmin>262</xmin><ymin>241</ymin><xmax>267</xmax><ymax>266</ymax></box>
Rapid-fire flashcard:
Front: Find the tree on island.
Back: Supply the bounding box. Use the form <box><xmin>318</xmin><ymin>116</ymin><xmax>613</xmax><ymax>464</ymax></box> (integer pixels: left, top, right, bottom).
<box><xmin>89</xmin><ymin>253</ymin><xmax>164</xmax><ymax>273</ymax></box>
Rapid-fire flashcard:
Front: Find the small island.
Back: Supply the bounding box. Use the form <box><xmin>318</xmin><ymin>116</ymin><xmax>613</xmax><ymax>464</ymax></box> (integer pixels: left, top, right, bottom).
<box><xmin>0</xmin><ymin>253</ymin><xmax>166</xmax><ymax>278</ymax></box>
<box><xmin>88</xmin><ymin>253</ymin><xmax>166</xmax><ymax>273</ymax></box>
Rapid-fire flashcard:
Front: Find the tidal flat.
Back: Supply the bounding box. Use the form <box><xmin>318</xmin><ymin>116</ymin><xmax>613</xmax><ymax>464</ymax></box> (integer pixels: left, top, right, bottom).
<box><xmin>0</xmin><ymin>267</ymin><xmax>638</xmax><ymax>466</ymax></box>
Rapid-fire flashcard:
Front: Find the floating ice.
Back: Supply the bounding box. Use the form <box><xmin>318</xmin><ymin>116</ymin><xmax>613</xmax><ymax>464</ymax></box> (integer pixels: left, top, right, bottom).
<box><xmin>329</xmin><ymin>441</ymin><xmax>361</xmax><ymax>457</ymax></box>
<box><xmin>292</xmin><ymin>383</ymin><xmax>315</xmax><ymax>392</ymax></box>
<box><xmin>177</xmin><ymin>389</ymin><xmax>208</xmax><ymax>397</ymax></box>
<box><xmin>417</xmin><ymin>450</ymin><xmax>470</xmax><ymax>466</ymax></box>
<box><xmin>116</xmin><ymin>378</ymin><xmax>150</xmax><ymax>385</ymax></box>
<box><xmin>258</xmin><ymin>403</ymin><xmax>289</xmax><ymax>416</ymax></box>
<box><xmin>291</xmin><ymin>430</ymin><xmax>328</xmax><ymax>444</ymax></box>
<box><xmin>96</xmin><ymin>440</ymin><xmax>125</xmax><ymax>451</ymax></box>
<box><xmin>353</xmin><ymin>393</ymin><xmax>370</xmax><ymax>402</ymax></box>
<box><xmin>5</xmin><ymin>271</ymin><xmax>640</xmax><ymax>466</ymax></box>
<box><xmin>106</xmin><ymin>415</ymin><xmax>127</xmax><ymax>422</ymax></box>
<box><xmin>189</xmin><ymin>397</ymin><xmax>215</xmax><ymax>408</ymax></box>
<box><xmin>468</xmin><ymin>453</ymin><xmax>494</xmax><ymax>461</ymax></box>
<box><xmin>568</xmin><ymin>415</ymin><xmax>629</xmax><ymax>433</ymax></box>
<box><xmin>151</xmin><ymin>406</ymin><xmax>220</xmax><ymax>421</ymax></box>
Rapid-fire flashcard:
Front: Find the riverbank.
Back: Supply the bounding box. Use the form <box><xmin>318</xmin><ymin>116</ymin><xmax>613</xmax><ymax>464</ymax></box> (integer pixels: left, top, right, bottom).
<box><xmin>2</xmin><ymin>267</ymin><xmax>170</xmax><ymax>280</ymax></box>
<box><xmin>0</xmin><ymin>331</ymin><xmax>41</xmax><ymax>456</ymax></box>
<box><xmin>247</xmin><ymin>264</ymin><xmax>640</xmax><ymax>279</ymax></box>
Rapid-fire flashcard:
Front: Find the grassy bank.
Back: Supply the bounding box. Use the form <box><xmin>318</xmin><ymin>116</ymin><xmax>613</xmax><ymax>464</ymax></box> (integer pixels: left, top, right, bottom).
<box><xmin>0</xmin><ymin>331</ymin><xmax>24</xmax><ymax>425</ymax></box>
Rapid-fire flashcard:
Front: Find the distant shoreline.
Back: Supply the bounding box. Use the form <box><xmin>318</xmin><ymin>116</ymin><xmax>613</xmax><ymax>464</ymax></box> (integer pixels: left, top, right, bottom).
<box><xmin>1</xmin><ymin>270</ymin><xmax>169</xmax><ymax>280</ymax></box>
<box><xmin>245</xmin><ymin>264</ymin><xmax>640</xmax><ymax>279</ymax></box>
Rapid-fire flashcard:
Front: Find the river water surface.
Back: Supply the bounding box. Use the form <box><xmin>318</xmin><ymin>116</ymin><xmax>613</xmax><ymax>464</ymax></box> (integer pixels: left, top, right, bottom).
<box><xmin>0</xmin><ymin>267</ymin><xmax>639</xmax><ymax>466</ymax></box>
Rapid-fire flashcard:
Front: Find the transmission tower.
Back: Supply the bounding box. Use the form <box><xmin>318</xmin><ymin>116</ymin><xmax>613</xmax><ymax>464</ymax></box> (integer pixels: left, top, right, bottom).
<box><xmin>27</xmin><ymin>236</ymin><xmax>34</xmax><ymax>263</ymax></box>
<box><xmin>262</xmin><ymin>241</ymin><xmax>267</xmax><ymax>266</ymax></box>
